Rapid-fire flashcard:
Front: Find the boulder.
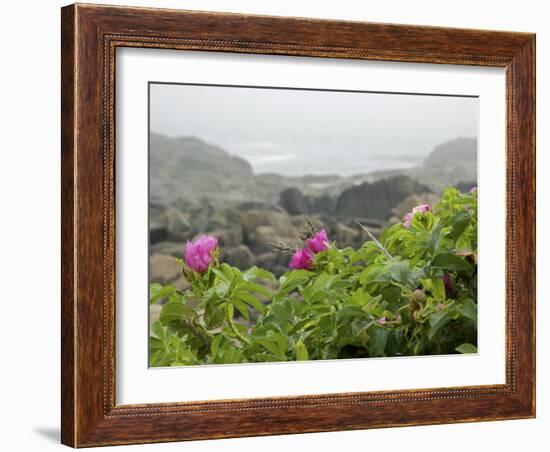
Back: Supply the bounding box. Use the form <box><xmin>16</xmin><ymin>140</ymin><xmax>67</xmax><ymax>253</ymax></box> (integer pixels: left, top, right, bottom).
<box><xmin>150</xmin><ymin>253</ymin><xmax>180</xmax><ymax>284</ymax></box>
<box><xmin>241</xmin><ymin>210</ymin><xmax>300</xmax><ymax>254</ymax></box>
<box><xmin>207</xmin><ymin>228</ymin><xmax>243</xmax><ymax>248</ymax></box>
<box><xmin>333</xmin><ymin>223</ymin><xmax>360</xmax><ymax>247</ymax></box>
<box><xmin>335</xmin><ymin>175</ymin><xmax>431</xmax><ymax>221</ymax></box>
<box><xmin>221</xmin><ymin>245</ymin><xmax>256</xmax><ymax>269</ymax></box>
<box><xmin>279</xmin><ymin>187</ymin><xmax>335</xmax><ymax>216</ymax></box>
<box><xmin>279</xmin><ymin>187</ymin><xmax>309</xmax><ymax>215</ymax></box>
<box><xmin>149</xmin><ymin>220</ymin><xmax>169</xmax><ymax>244</ymax></box>
<box><xmin>150</xmin><ymin>241</ymin><xmax>184</xmax><ymax>258</ymax></box>
<box><xmin>256</xmin><ymin>251</ymin><xmax>291</xmax><ymax>277</ymax></box>
<box><xmin>164</xmin><ymin>208</ymin><xmax>191</xmax><ymax>241</ymax></box>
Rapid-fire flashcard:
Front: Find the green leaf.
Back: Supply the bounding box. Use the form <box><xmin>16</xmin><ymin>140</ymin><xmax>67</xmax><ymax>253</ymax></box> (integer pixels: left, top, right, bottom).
<box><xmin>151</xmin><ymin>320</ymin><xmax>168</xmax><ymax>342</ymax></box>
<box><xmin>311</xmin><ymin>272</ymin><xmax>334</xmax><ymax>294</ymax></box>
<box><xmin>243</xmin><ymin>266</ymin><xmax>276</xmax><ymax>282</ymax></box>
<box><xmin>428</xmin><ymin>222</ymin><xmax>443</xmax><ymax>254</ymax></box>
<box><xmin>204</xmin><ymin>302</ymin><xmax>224</xmax><ymax>330</ymax></box>
<box><xmin>219</xmin><ymin>263</ymin><xmax>236</xmax><ymax>281</ymax></box>
<box><xmin>210</xmin><ymin>334</ymin><xmax>223</xmax><ymax>356</ymax></box>
<box><xmin>448</xmin><ymin>211</ymin><xmax>471</xmax><ymax>242</ymax></box>
<box><xmin>236</xmin><ymin>291</ymin><xmax>266</xmax><ymax>314</ymax></box>
<box><xmin>458</xmin><ymin>298</ymin><xmax>477</xmax><ymax>321</ymax></box>
<box><xmin>211</xmin><ymin>267</ymin><xmax>231</xmax><ymax>283</ymax></box>
<box><xmin>149</xmin><ymin>283</ymin><xmax>164</xmax><ymax>304</ymax></box>
<box><xmin>159</xmin><ymin>302</ymin><xmax>195</xmax><ymax>326</ymax></box>
<box><xmin>389</xmin><ymin>260</ymin><xmax>411</xmax><ymax>285</ymax></box>
<box><xmin>369</xmin><ymin>327</ymin><xmax>389</xmax><ymax>356</ymax></box>
<box><xmin>455</xmin><ymin>343</ymin><xmax>478</xmax><ymax>354</ymax></box>
<box><xmin>242</xmin><ymin>281</ymin><xmax>271</xmax><ymax>298</ymax></box>
<box><xmin>149</xmin><ymin>283</ymin><xmax>182</xmax><ymax>305</ymax></box>
<box><xmin>295</xmin><ymin>340</ymin><xmax>309</xmax><ymax>361</ymax></box>
<box><xmin>432</xmin><ymin>278</ymin><xmax>446</xmax><ymax>301</ymax></box>
<box><xmin>359</xmin><ymin>265</ymin><xmax>383</xmax><ymax>284</ymax></box>
<box><xmin>230</xmin><ymin>297</ymin><xmax>250</xmax><ymax>321</ymax></box>
<box><xmin>432</xmin><ymin>253</ymin><xmax>472</xmax><ymax>272</ymax></box>
<box><xmin>256</xmin><ymin>338</ymin><xmax>282</xmax><ymax>357</ymax></box>
<box><xmin>428</xmin><ymin>311</ymin><xmax>450</xmax><ymax>340</ymax></box>
<box><xmin>381</xmin><ymin>285</ymin><xmax>402</xmax><ymax>311</ymax></box>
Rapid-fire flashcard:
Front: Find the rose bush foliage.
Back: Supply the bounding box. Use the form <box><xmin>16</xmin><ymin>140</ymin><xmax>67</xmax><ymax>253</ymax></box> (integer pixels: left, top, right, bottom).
<box><xmin>150</xmin><ymin>187</ymin><xmax>478</xmax><ymax>366</ymax></box>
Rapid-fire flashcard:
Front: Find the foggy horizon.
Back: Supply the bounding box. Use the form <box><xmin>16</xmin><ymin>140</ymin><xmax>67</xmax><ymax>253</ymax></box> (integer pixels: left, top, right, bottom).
<box><xmin>150</xmin><ymin>83</ymin><xmax>478</xmax><ymax>177</ymax></box>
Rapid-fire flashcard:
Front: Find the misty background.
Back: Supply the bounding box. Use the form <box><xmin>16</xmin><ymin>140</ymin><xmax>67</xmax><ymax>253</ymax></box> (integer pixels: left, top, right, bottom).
<box><xmin>148</xmin><ymin>82</ymin><xmax>478</xmax><ymax>295</ymax></box>
<box><xmin>150</xmin><ymin>83</ymin><xmax>477</xmax><ymax>176</ymax></box>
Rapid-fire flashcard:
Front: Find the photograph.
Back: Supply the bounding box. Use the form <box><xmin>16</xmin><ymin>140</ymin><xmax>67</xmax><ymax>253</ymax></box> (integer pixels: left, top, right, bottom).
<box><xmin>52</xmin><ymin>2</ymin><xmax>537</xmax><ymax>447</ymax></box>
<box><xmin>148</xmin><ymin>83</ymin><xmax>479</xmax><ymax>366</ymax></box>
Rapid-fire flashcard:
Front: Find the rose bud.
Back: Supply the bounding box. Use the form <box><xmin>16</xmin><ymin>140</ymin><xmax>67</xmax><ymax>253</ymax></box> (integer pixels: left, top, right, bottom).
<box><xmin>184</xmin><ymin>235</ymin><xmax>218</xmax><ymax>273</ymax></box>
<box><xmin>413</xmin><ymin>289</ymin><xmax>426</xmax><ymax>303</ymax></box>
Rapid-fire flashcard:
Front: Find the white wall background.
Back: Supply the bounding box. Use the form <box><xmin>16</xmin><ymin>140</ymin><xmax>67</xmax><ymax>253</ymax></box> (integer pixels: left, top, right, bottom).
<box><xmin>0</xmin><ymin>1</ymin><xmax>546</xmax><ymax>451</ymax></box>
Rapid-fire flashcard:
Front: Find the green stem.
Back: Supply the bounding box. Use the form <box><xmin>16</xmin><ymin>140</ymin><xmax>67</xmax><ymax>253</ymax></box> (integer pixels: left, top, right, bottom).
<box><xmin>226</xmin><ymin>304</ymin><xmax>251</xmax><ymax>345</ymax></box>
<box><xmin>354</xmin><ymin>220</ymin><xmax>393</xmax><ymax>260</ymax></box>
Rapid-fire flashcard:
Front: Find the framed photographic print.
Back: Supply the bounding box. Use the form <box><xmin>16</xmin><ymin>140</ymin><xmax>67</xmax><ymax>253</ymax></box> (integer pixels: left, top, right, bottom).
<box><xmin>61</xmin><ymin>3</ymin><xmax>536</xmax><ymax>447</ymax></box>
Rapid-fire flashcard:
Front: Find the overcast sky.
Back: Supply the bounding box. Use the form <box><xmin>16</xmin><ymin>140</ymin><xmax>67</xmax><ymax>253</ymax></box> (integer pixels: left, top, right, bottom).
<box><xmin>150</xmin><ymin>83</ymin><xmax>478</xmax><ymax>176</ymax></box>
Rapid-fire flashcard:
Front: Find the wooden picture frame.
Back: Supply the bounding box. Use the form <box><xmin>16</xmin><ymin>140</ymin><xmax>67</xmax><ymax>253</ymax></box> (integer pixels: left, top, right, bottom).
<box><xmin>61</xmin><ymin>3</ymin><xmax>535</xmax><ymax>447</ymax></box>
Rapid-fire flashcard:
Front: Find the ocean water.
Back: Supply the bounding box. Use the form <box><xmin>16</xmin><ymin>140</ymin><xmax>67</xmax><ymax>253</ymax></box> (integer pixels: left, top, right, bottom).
<box><xmin>235</xmin><ymin>149</ymin><xmax>425</xmax><ymax>177</ymax></box>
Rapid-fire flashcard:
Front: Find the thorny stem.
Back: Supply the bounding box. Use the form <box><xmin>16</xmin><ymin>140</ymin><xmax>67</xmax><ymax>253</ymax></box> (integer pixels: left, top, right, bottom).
<box><xmin>354</xmin><ymin>220</ymin><xmax>393</xmax><ymax>260</ymax></box>
<box><xmin>181</xmin><ymin>317</ymin><xmax>211</xmax><ymax>347</ymax></box>
<box><xmin>225</xmin><ymin>304</ymin><xmax>251</xmax><ymax>346</ymax></box>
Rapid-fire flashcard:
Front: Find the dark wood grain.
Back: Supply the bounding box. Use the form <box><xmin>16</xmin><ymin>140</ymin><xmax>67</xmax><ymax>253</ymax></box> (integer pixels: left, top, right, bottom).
<box><xmin>61</xmin><ymin>3</ymin><xmax>536</xmax><ymax>447</ymax></box>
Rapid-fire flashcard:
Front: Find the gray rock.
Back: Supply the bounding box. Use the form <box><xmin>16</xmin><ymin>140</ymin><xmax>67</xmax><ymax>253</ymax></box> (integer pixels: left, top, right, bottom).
<box><xmin>241</xmin><ymin>210</ymin><xmax>300</xmax><ymax>254</ymax></box>
<box><xmin>424</xmin><ymin>137</ymin><xmax>477</xmax><ymax>168</ymax></box>
<box><xmin>150</xmin><ymin>253</ymin><xmax>180</xmax><ymax>284</ymax></box>
<box><xmin>335</xmin><ymin>175</ymin><xmax>431</xmax><ymax>221</ymax></box>
<box><xmin>150</xmin><ymin>241</ymin><xmax>184</xmax><ymax>258</ymax></box>
<box><xmin>279</xmin><ymin>187</ymin><xmax>309</xmax><ymax>215</ymax></box>
<box><xmin>256</xmin><ymin>252</ymin><xmax>291</xmax><ymax>277</ymax></box>
<box><xmin>279</xmin><ymin>187</ymin><xmax>335</xmax><ymax>216</ymax></box>
<box><xmin>149</xmin><ymin>134</ymin><xmax>255</xmax><ymax>204</ymax></box>
<box><xmin>164</xmin><ymin>208</ymin><xmax>191</xmax><ymax>241</ymax></box>
<box><xmin>208</xmin><ymin>228</ymin><xmax>243</xmax><ymax>247</ymax></box>
<box><xmin>221</xmin><ymin>245</ymin><xmax>256</xmax><ymax>269</ymax></box>
<box><xmin>149</xmin><ymin>220</ymin><xmax>169</xmax><ymax>244</ymax></box>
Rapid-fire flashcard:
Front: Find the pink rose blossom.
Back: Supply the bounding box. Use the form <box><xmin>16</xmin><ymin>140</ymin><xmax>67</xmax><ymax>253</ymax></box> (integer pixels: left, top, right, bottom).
<box><xmin>289</xmin><ymin>248</ymin><xmax>313</xmax><ymax>270</ymax></box>
<box><xmin>377</xmin><ymin>317</ymin><xmax>387</xmax><ymax>325</ymax></box>
<box><xmin>412</xmin><ymin>204</ymin><xmax>431</xmax><ymax>214</ymax></box>
<box><xmin>184</xmin><ymin>235</ymin><xmax>218</xmax><ymax>273</ymax></box>
<box><xmin>403</xmin><ymin>204</ymin><xmax>431</xmax><ymax>228</ymax></box>
<box><xmin>306</xmin><ymin>229</ymin><xmax>329</xmax><ymax>254</ymax></box>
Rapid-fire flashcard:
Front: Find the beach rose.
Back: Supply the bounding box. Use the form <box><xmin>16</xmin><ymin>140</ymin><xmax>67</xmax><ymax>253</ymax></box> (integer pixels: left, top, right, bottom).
<box><xmin>306</xmin><ymin>229</ymin><xmax>329</xmax><ymax>254</ymax></box>
<box><xmin>289</xmin><ymin>248</ymin><xmax>313</xmax><ymax>270</ymax></box>
<box><xmin>412</xmin><ymin>204</ymin><xmax>431</xmax><ymax>214</ymax></box>
<box><xmin>403</xmin><ymin>204</ymin><xmax>431</xmax><ymax>228</ymax></box>
<box><xmin>184</xmin><ymin>235</ymin><xmax>218</xmax><ymax>273</ymax></box>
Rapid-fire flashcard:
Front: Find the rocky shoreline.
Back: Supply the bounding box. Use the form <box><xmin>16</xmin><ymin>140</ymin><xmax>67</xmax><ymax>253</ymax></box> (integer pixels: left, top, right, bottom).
<box><xmin>149</xmin><ymin>133</ymin><xmax>476</xmax><ymax>286</ymax></box>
